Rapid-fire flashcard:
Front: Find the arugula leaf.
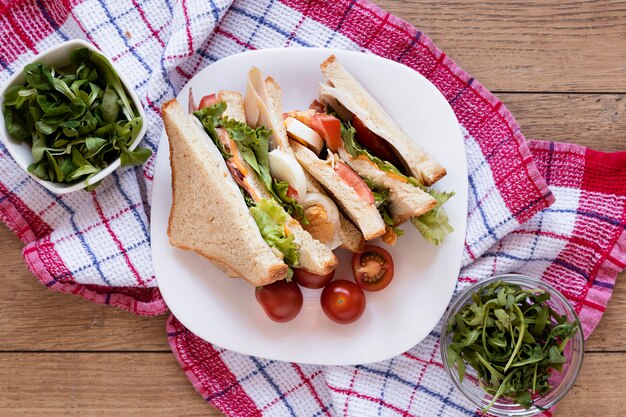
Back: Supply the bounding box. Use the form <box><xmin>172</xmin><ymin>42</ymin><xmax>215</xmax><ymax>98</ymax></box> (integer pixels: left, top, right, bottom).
<box><xmin>446</xmin><ymin>280</ymin><xmax>579</xmax><ymax>412</ymax></box>
<box><xmin>249</xmin><ymin>198</ymin><xmax>299</xmax><ymax>267</ymax></box>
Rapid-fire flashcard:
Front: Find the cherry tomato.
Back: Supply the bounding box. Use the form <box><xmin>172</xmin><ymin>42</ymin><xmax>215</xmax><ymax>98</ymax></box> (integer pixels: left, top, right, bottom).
<box><xmin>334</xmin><ymin>161</ymin><xmax>375</xmax><ymax>204</ymax></box>
<box><xmin>198</xmin><ymin>94</ymin><xmax>219</xmax><ymax>109</ymax></box>
<box><xmin>320</xmin><ymin>280</ymin><xmax>366</xmax><ymax>324</ymax></box>
<box><xmin>308</xmin><ymin>114</ymin><xmax>342</xmax><ymax>152</ymax></box>
<box><xmin>351</xmin><ymin>245</ymin><xmax>394</xmax><ymax>291</ymax></box>
<box><xmin>352</xmin><ymin>115</ymin><xmax>402</xmax><ymax>168</ymax></box>
<box><xmin>293</xmin><ymin>269</ymin><xmax>335</xmax><ymax>289</ymax></box>
<box><xmin>255</xmin><ymin>280</ymin><xmax>303</xmax><ymax>323</ymax></box>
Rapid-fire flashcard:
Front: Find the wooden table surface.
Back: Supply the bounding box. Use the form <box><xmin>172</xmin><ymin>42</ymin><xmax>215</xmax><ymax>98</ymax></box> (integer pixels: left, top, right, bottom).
<box><xmin>1</xmin><ymin>1</ymin><xmax>625</xmax><ymax>415</ymax></box>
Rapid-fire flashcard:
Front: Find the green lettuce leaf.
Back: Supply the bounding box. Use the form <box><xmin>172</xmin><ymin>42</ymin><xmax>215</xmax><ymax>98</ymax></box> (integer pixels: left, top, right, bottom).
<box><xmin>221</xmin><ymin>117</ymin><xmax>306</xmax><ymax>221</ymax></box>
<box><xmin>411</xmin><ymin>189</ymin><xmax>455</xmax><ymax>245</ymax></box>
<box><xmin>342</xmin><ymin>121</ymin><xmax>454</xmax><ymax>245</ymax></box>
<box><xmin>363</xmin><ymin>178</ymin><xmax>404</xmax><ymax>237</ymax></box>
<box><xmin>272</xmin><ymin>180</ymin><xmax>308</xmax><ymax>224</ymax></box>
<box><xmin>341</xmin><ymin>122</ymin><xmax>406</xmax><ymax>180</ymax></box>
<box><xmin>192</xmin><ymin>102</ymin><xmax>230</xmax><ymax>158</ymax></box>
<box><xmin>249</xmin><ymin>198</ymin><xmax>299</xmax><ymax>267</ymax></box>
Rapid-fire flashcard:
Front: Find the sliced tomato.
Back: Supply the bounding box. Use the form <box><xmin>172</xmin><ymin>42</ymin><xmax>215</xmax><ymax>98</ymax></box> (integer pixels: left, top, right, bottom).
<box><xmin>308</xmin><ymin>114</ymin><xmax>342</xmax><ymax>153</ymax></box>
<box><xmin>286</xmin><ymin>184</ymin><xmax>299</xmax><ymax>201</ymax></box>
<box><xmin>352</xmin><ymin>115</ymin><xmax>401</xmax><ymax>167</ymax></box>
<box><xmin>198</xmin><ymin>93</ymin><xmax>219</xmax><ymax>109</ymax></box>
<box><xmin>334</xmin><ymin>161</ymin><xmax>375</xmax><ymax>204</ymax></box>
<box><xmin>351</xmin><ymin>245</ymin><xmax>394</xmax><ymax>291</ymax></box>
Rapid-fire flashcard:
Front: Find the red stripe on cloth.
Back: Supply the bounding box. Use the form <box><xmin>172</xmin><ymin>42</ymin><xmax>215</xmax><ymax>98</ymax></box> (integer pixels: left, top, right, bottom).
<box><xmin>0</xmin><ymin>183</ymin><xmax>52</xmax><ymax>242</ymax></box>
<box><xmin>91</xmin><ymin>192</ymin><xmax>147</xmax><ymax>287</ymax></box>
<box><xmin>22</xmin><ymin>238</ymin><xmax>167</xmax><ymax>315</ymax></box>
<box><xmin>280</xmin><ymin>0</ymin><xmax>553</xmax><ymax>224</ymax></box>
<box><xmin>215</xmin><ymin>27</ymin><xmax>257</xmax><ymax>50</ymax></box>
<box><xmin>181</xmin><ymin>0</ymin><xmax>195</xmax><ymax>56</ymax></box>
<box><xmin>132</xmin><ymin>0</ymin><xmax>165</xmax><ymax>47</ymax></box>
<box><xmin>166</xmin><ymin>316</ymin><xmax>263</xmax><ymax>417</ymax></box>
<box><xmin>328</xmin><ymin>385</ymin><xmax>415</xmax><ymax>417</ymax></box>
<box><xmin>582</xmin><ymin>148</ymin><xmax>626</xmax><ymax>196</ymax></box>
<box><xmin>291</xmin><ymin>363</ymin><xmax>332</xmax><ymax>417</ymax></box>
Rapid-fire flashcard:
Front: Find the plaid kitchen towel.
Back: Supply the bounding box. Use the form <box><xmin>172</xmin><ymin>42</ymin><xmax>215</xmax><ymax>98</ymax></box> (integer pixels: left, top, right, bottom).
<box><xmin>1</xmin><ymin>0</ymin><xmax>626</xmax><ymax>416</ymax></box>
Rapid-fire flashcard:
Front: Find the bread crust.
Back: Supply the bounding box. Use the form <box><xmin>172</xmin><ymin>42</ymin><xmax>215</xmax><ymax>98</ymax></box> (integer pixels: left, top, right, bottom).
<box><xmin>320</xmin><ymin>55</ymin><xmax>446</xmax><ymax>186</ymax></box>
<box><xmin>291</xmin><ymin>139</ymin><xmax>386</xmax><ymax>241</ymax></box>
<box><xmin>163</xmin><ymin>98</ymin><xmax>288</xmax><ymax>287</ymax></box>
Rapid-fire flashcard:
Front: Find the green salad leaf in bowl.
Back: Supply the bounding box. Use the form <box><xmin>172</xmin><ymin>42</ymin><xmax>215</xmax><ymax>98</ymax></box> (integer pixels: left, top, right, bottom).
<box><xmin>2</xmin><ymin>45</ymin><xmax>150</xmax><ymax>190</ymax></box>
<box><xmin>441</xmin><ymin>275</ymin><xmax>584</xmax><ymax>416</ymax></box>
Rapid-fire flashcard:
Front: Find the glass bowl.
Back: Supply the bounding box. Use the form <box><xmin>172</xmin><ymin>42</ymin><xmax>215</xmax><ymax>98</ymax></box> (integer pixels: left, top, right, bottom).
<box><xmin>440</xmin><ymin>274</ymin><xmax>584</xmax><ymax>416</ymax></box>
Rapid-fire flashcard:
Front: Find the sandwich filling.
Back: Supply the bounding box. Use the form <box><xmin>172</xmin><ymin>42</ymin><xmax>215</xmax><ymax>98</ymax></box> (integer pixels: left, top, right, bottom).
<box><xmin>340</xmin><ymin>119</ymin><xmax>454</xmax><ymax>246</ymax></box>
<box><xmin>293</xmin><ymin>107</ymin><xmax>454</xmax><ymax>246</ymax></box>
<box><xmin>193</xmin><ymin>100</ymin><xmax>302</xmax><ymax>272</ymax></box>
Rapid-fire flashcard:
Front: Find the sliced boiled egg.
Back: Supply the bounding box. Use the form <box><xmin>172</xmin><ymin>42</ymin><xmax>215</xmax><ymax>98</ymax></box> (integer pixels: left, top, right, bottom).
<box><xmin>268</xmin><ymin>149</ymin><xmax>307</xmax><ymax>203</ymax></box>
<box><xmin>301</xmin><ymin>192</ymin><xmax>342</xmax><ymax>250</ymax></box>
<box><xmin>284</xmin><ymin>117</ymin><xmax>324</xmax><ymax>156</ymax></box>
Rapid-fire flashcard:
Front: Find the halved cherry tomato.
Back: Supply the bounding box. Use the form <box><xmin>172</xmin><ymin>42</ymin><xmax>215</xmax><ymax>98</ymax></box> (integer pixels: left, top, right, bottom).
<box><xmin>351</xmin><ymin>245</ymin><xmax>394</xmax><ymax>291</ymax></box>
<box><xmin>334</xmin><ymin>161</ymin><xmax>375</xmax><ymax>204</ymax></box>
<box><xmin>320</xmin><ymin>280</ymin><xmax>366</xmax><ymax>324</ymax></box>
<box><xmin>352</xmin><ymin>115</ymin><xmax>401</xmax><ymax>168</ymax></box>
<box><xmin>255</xmin><ymin>280</ymin><xmax>303</xmax><ymax>323</ymax></box>
<box><xmin>293</xmin><ymin>269</ymin><xmax>335</xmax><ymax>289</ymax></box>
<box><xmin>198</xmin><ymin>94</ymin><xmax>219</xmax><ymax>109</ymax></box>
<box><xmin>308</xmin><ymin>114</ymin><xmax>342</xmax><ymax>152</ymax></box>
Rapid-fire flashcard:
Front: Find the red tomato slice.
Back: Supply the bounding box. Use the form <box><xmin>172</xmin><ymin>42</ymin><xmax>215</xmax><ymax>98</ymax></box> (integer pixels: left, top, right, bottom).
<box><xmin>352</xmin><ymin>115</ymin><xmax>401</xmax><ymax>168</ymax></box>
<box><xmin>351</xmin><ymin>245</ymin><xmax>394</xmax><ymax>292</ymax></box>
<box><xmin>198</xmin><ymin>94</ymin><xmax>219</xmax><ymax>109</ymax></box>
<box><xmin>320</xmin><ymin>280</ymin><xmax>366</xmax><ymax>324</ymax></box>
<box><xmin>308</xmin><ymin>114</ymin><xmax>342</xmax><ymax>153</ymax></box>
<box><xmin>334</xmin><ymin>161</ymin><xmax>375</xmax><ymax>204</ymax></box>
<box><xmin>286</xmin><ymin>184</ymin><xmax>298</xmax><ymax>201</ymax></box>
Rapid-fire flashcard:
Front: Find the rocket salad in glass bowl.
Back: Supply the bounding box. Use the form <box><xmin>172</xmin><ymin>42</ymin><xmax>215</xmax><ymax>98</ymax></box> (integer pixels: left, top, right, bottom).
<box><xmin>440</xmin><ymin>275</ymin><xmax>584</xmax><ymax>416</ymax></box>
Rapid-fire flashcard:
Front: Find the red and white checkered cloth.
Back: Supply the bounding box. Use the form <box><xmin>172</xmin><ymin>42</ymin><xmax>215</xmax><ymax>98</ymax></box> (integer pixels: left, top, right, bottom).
<box><xmin>1</xmin><ymin>0</ymin><xmax>625</xmax><ymax>416</ymax></box>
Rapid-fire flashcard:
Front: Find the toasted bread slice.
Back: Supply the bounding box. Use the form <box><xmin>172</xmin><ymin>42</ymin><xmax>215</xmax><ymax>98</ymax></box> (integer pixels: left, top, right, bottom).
<box><xmin>320</xmin><ymin>55</ymin><xmax>446</xmax><ymax>186</ymax></box>
<box><xmin>222</xmin><ymin>91</ymin><xmax>338</xmax><ymax>275</ymax></box>
<box><xmin>291</xmin><ymin>140</ymin><xmax>386</xmax><ymax>241</ymax></box>
<box><xmin>303</xmin><ymin>170</ymin><xmax>365</xmax><ymax>253</ymax></box>
<box><xmin>338</xmin><ymin>148</ymin><xmax>437</xmax><ymax>225</ymax></box>
<box><xmin>163</xmin><ymin>99</ymin><xmax>288</xmax><ymax>286</ymax></box>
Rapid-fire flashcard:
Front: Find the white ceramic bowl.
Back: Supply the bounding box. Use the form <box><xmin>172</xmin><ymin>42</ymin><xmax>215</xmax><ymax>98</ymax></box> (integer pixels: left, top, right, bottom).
<box><xmin>0</xmin><ymin>39</ymin><xmax>147</xmax><ymax>194</ymax></box>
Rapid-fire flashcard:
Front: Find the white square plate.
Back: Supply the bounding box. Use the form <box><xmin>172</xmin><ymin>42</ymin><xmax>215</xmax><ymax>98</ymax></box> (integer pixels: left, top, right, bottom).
<box><xmin>150</xmin><ymin>48</ymin><xmax>468</xmax><ymax>365</ymax></box>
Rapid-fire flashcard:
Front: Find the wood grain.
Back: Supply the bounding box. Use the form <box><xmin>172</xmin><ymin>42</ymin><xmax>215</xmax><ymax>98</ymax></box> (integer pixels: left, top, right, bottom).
<box><xmin>375</xmin><ymin>0</ymin><xmax>626</xmax><ymax>93</ymax></box>
<box><xmin>0</xmin><ymin>352</ymin><xmax>622</xmax><ymax>416</ymax></box>
<box><xmin>0</xmin><ymin>353</ymin><xmax>214</xmax><ymax>416</ymax></box>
